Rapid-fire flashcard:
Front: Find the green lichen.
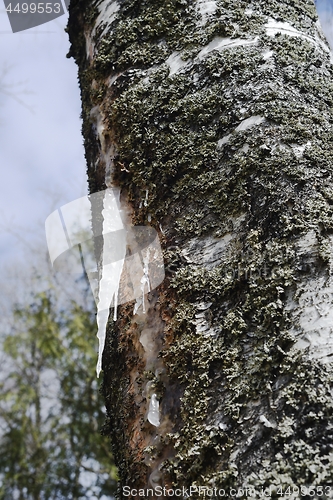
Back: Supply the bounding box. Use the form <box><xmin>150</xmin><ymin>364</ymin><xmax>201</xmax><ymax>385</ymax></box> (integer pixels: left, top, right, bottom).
<box><xmin>68</xmin><ymin>0</ymin><xmax>333</xmax><ymax>493</ymax></box>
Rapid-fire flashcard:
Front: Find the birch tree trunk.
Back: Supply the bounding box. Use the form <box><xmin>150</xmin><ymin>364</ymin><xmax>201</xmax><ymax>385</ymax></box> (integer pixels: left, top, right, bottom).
<box><xmin>67</xmin><ymin>0</ymin><xmax>333</xmax><ymax>495</ymax></box>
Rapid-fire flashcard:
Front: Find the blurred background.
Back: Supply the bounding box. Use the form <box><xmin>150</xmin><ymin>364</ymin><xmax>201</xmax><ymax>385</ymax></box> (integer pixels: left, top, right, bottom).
<box><xmin>0</xmin><ymin>1</ymin><xmax>332</xmax><ymax>498</ymax></box>
<box><xmin>0</xmin><ymin>5</ymin><xmax>119</xmax><ymax>499</ymax></box>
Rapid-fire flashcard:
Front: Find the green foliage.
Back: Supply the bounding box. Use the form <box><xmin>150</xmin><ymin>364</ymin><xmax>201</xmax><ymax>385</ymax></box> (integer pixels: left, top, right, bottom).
<box><xmin>0</xmin><ymin>287</ymin><xmax>117</xmax><ymax>500</ymax></box>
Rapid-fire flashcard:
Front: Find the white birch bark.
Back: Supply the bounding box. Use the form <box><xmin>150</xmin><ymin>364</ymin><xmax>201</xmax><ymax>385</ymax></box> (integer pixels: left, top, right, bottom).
<box><xmin>68</xmin><ymin>0</ymin><xmax>333</xmax><ymax>494</ymax></box>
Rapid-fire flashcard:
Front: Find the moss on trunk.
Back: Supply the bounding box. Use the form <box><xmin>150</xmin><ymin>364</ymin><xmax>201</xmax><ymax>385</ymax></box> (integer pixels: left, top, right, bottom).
<box><xmin>68</xmin><ymin>0</ymin><xmax>333</xmax><ymax>496</ymax></box>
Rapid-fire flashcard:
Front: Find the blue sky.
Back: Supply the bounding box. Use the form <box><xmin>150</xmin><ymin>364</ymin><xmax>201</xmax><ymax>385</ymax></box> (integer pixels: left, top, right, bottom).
<box><xmin>0</xmin><ymin>7</ymin><xmax>86</xmax><ymax>271</ymax></box>
<box><xmin>0</xmin><ymin>0</ymin><xmax>332</xmax><ymax>273</ymax></box>
<box><xmin>317</xmin><ymin>0</ymin><xmax>333</xmax><ymax>42</ymax></box>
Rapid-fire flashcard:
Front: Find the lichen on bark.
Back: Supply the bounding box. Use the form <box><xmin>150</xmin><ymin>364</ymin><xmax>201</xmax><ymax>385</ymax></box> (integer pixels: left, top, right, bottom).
<box><xmin>67</xmin><ymin>0</ymin><xmax>333</xmax><ymax>495</ymax></box>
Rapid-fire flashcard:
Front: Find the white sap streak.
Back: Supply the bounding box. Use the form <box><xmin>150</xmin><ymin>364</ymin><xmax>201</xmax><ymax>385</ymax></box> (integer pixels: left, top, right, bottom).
<box><xmin>265</xmin><ymin>19</ymin><xmax>308</xmax><ymax>38</ymax></box>
<box><xmin>197</xmin><ymin>36</ymin><xmax>259</xmax><ymax>59</ymax></box>
<box><xmin>197</xmin><ymin>0</ymin><xmax>217</xmax><ymax>16</ymax></box>
<box><xmin>259</xmin><ymin>415</ymin><xmax>276</xmax><ymax>428</ymax></box>
<box><xmin>138</xmin><ymin>247</ymin><xmax>151</xmax><ymax>314</ymax></box>
<box><xmin>166</xmin><ymin>37</ymin><xmax>258</xmax><ymax>76</ymax></box>
<box><xmin>144</xmin><ymin>189</ymin><xmax>149</xmax><ymax>207</ymax></box>
<box><xmin>149</xmin><ymin>469</ymin><xmax>162</xmax><ymax>488</ymax></box>
<box><xmin>285</xmin><ymin>232</ymin><xmax>333</xmax><ymax>363</ymax></box>
<box><xmin>291</xmin><ymin>277</ymin><xmax>333</xmax><ymax>362</ymax></box>
<box><xmin>240</xmin><ymin>143</ymin><xmax>249</xmax><ymax>153</ymax></box>
<box><xmin>92</xmin><ymin>0</ymin><xmax>120</xmax><ymax>38</ymax></box>
<box><xmin>197</xmin><ymin>0</ymin><xmax>218</xmax><ymax>26</ymax></box>
<box><xmin>133</xmin><ymin>297</ymin><xmax>142</xmax><ymax>315</ymax></box>
<box><xmin>166</xmin><ymin>18</ymin><xmax>331</xmax><ymax>72</ymax></box>
<box><xmin>140</xmin><ymin>329</ymin><xmax>155</xmax><ymax>354</ymax></box>
<box><xmin>262</xmin><ymin>50</ymin><xmax>274</xmax><ymax>60</ymax></box>
<box><xmin>292</xmin><ymin>141</ymin><xmax>311</xmax><ymax>159</ymax></box>
<box><xmin>86</xmin><ymin>0</ymin><xmax>120</xmax><ymax>60</ymax></box>
<box><xmin>148</xmin><ymin>393</ymin><xmax>160</xmax><ymax>427</ymax></box>
<box><xmin>265</xmin><ymin>19</ymin><xmax>331</xmax><ymax>54</ymax></box>
<box><xmin>85</xmin><ymin>34</ymin><xmax>94</xmax><ymax>61</ymax></box>
<box><xmin>96</xmin><ymin>190</ymin><xmax>126</xmax><ymax>378</ymax></box>
<box><xmin>89</xmin><ymin>105</ymin><xmax>117</xmax><ymax>186</ymax></box>
<box><xmin>181</xmin><ymin>226</ymin><xmax>247</xmax><ymax>270</ymax></box>
<box><xmin>165</xmin><ymin>52</ymin><xmax>187</xmax><ymax>76</ymax></box>
<box><xmin>217</xmin><ymin>134</ymin><xmax>232</xmax><ymax>148</ymax></box>
<box><xmin>235</xmin><ymin>116</ymin><xmax>265</xmax><ymax>131</ymax></box>
<box><xmin>194</xmin><ymin>302</ymin><xmax>220</xmax><ymax>337</ymax></box>
<box><xmin>90</xmin><ymin>106</ymin><xmax>105</xmax><ymax>150</ymax></box>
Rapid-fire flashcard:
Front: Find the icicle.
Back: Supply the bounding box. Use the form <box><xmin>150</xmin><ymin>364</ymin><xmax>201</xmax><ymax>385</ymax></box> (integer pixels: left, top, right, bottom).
<box><xmin>133</xmin><ymin>296</ymin><xmax>143</xmax><ymax>316</ymax></box>
<box><xmin>140</xmin><ymin>248</ymin><xmax>151</xmax><ymax>314</ymax></box>
<box><xmin>140</xmin><ymin>329</ymin><xmax>155</xmax><ymax>354</ymax></box>
<box><xmin>45</xmin><ymin>188</ymin><xmax>166</xmax><ymax>377</ymax></box>
<box><xmin>96</xmin><ymin>189</ymin><xmax>126</xmax><ymax>377</ymax></box>
<box><xmin>148</xmin><ymin>393</ymin><xmax>160</xmax><ymax>427</ymax></box>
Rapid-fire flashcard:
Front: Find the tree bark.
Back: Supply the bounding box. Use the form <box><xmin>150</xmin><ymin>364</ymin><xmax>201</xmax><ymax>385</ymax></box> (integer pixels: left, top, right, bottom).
<box><xmin>67</xmin><ymin>0</ymin><xmax>333</xmax><ymax>496</ymax></box>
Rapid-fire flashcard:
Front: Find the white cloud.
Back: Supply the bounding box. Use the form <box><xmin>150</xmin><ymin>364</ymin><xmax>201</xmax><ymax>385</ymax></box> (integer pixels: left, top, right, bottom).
<box><xmin>0</xmin><ymin>11</ymin><xmax>86</xmax><ymax>267</ymax></box>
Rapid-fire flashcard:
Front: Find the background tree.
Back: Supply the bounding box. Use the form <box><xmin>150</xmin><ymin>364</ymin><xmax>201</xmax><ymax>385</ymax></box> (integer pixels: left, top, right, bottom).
<box><xmin>0</xmin><ymin>278</ymin><xmax>118</xmax><ymax>500</ymax></box>
<box><xmin>68</xmin><ymin>0</ymin><xmax>333</xmax><ymax>495</ymax></box>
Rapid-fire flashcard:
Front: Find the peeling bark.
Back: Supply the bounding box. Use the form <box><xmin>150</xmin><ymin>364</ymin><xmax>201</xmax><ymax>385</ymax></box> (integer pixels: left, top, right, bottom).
<box><xmin>68</xmin><ymin>0</ymin><xmax>333</xmax><ymax>496</ymax></box>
